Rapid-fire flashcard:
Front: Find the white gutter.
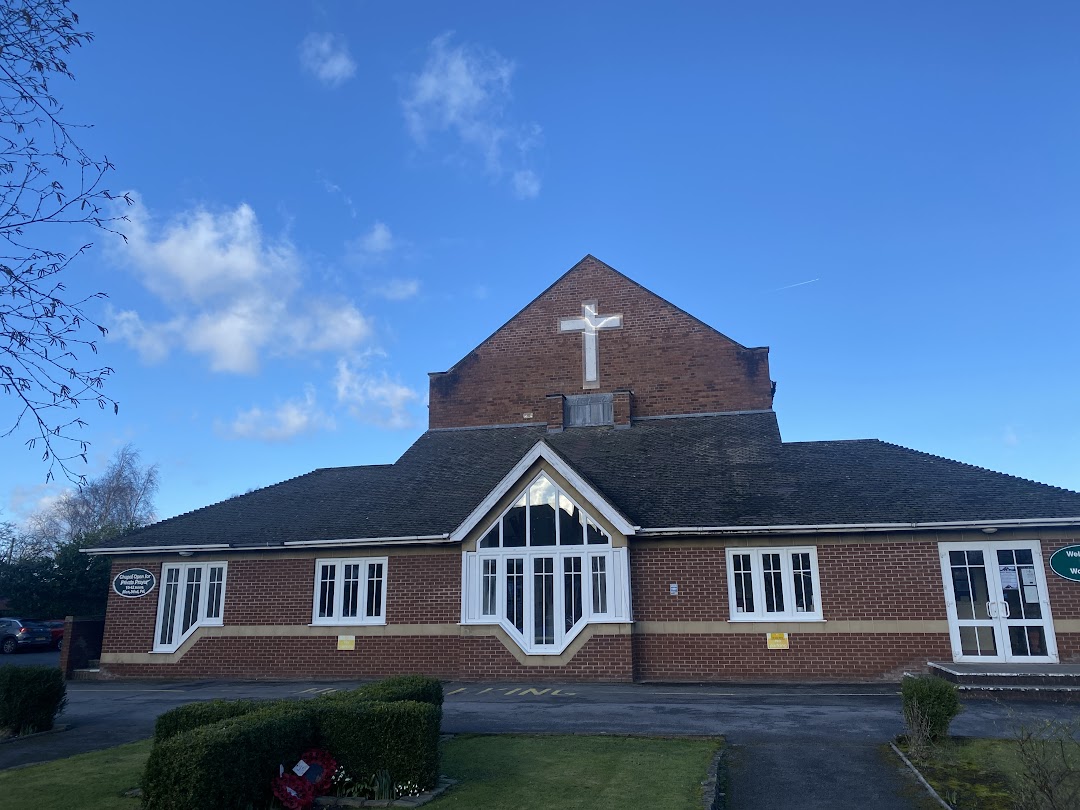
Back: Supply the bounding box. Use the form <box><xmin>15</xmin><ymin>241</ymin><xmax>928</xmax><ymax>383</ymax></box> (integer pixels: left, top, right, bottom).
<box><xmin>81</xmin><ymin>543</ymin><xmax>232</xmax><ymax>556</ymax></box>
<box><xmin>81</xmin><ymin>535</ymin><xmax>454</xmax><ymax>556</ymax></box>
<box><xmin>635</xmin><ymin>517</ymin><xmax>1080</xmax><ymax>537</ymax></box>
<box><xmin>283</xmin><ymin>534</ymin><xmax>453</xmax><ymax>548</ymax></box>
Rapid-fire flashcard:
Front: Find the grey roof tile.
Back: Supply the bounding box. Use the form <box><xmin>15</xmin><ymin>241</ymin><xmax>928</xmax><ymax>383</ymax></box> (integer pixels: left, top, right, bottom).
<box><xmin>88</xmin><ymin>412</ymin><xmax>1080</xmax><ymax>550</ymax></box>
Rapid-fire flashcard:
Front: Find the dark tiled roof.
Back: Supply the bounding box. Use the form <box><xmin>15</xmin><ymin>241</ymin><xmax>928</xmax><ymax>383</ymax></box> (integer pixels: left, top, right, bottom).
<box><xmin>89</xmin><ymin>412</ymin><xmax>1080</xmax><ymax>550</ymax></box>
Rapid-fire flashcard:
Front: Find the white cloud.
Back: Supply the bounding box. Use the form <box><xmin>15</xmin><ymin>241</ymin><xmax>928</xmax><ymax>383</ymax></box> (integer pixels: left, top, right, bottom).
<box><xmin>113</xmin><ymin>194</ymin><xmax>372</xmax><ymax>374</ymax></box>
<box><xmin>299</xmin><ymin>33</ymin><xmax>357</xmax><ymax>86</ymax></box>
<box><xmin>402</xmin><ymin>32</ymin><xmax>542</xmax><ymax>196</ymax></box>
<box><xmin>334</xmin><ymin>358</ymin><xmax>420</xmax><ymax>429</ymax></box>
<box><xmin>370</xmin><ymin>278</ymin><xmax>420</xmax><ymax>300</ymax></box>
<box><xmin>347</xmin><ymin>221</ymin><xmax>404</xmax><ymax>268</ymax></box>
<box><xmin>7</xmin><ymin>483</ymin><xmax>64</xmax><ymax>526</ymax></box>
<box><xmin>359</xmin><ymin>221</ymin><xmax>394</xmax><ymax>255</ymax></box>
<box><xmin>225</xmin><ymin>386</ymin><xmax>334</xmax><ymax>442</ymax></box>
<box><xmin>512</xmin><ymin>169</ymin><xmax>541</xmax><ymax>200</ymax></box>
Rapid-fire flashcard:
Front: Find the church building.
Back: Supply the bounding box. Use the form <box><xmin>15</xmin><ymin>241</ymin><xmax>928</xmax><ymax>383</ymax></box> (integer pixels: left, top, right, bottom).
<box><xmin>86</xmin><ymin>256</ymin><xmax>1080</xmax><ymax>681</ymax></box>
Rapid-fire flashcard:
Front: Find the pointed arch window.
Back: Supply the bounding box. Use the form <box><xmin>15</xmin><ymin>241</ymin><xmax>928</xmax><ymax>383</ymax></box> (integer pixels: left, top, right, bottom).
<box><xmin>463</xmin><ymin>473</ymin><xmax>631</xmax><ymax>654</ymax></box>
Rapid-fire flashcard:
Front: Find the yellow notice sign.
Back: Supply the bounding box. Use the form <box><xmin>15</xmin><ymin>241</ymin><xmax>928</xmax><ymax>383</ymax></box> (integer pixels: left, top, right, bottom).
<box><xmin>337</xmin><ymin>635</ymin><xmax>356</xmax><ymax>651</ymax></box>
<box><xmin>767</xmin><ymin>632</ymin><xmax>789</xmax><ymax>650</ymax></box>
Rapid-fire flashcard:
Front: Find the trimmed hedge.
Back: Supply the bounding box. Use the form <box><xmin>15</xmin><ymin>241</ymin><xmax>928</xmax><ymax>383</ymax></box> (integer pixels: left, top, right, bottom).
<box><xmin>141</xmin><ymin>676</ymin><xmax>444</xmax><ymax>808</ymax></box>
<box><xmin>314</xmin><ymin>699</ymin><xmax>442</xmax><ymax>790</ymax></box>
<box><xmin>152</xmin><ymin>676</ymin><xmax>443</xmax><ymax>743</ymax></box>
<box><xmin>142</xmin><ymin>704</ymin><xmax>315</xmax><ymax>810</ymax></box>
<box><xmin>352</xmin><ymin>674</ymin><xmax>444</xmax><ymax>708</ymax></box>
<box><xmin>901</xmin><ymin>675</ymin><xmax>962</xmax><ymax>740</ymax></box>
<box><xmin>154</xmin><ymin>698</ymin><xmax>286</xmax><ymax>741</ymax></box>
<box><xmin>0</xmin><ymin>665</ymin><xmax>67</xmax><ymax>735</ymax></box>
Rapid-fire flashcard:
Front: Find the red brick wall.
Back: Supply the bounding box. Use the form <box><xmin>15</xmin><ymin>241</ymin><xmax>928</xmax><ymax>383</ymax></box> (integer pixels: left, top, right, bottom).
<box><xmin>428</xmin><ymin>257</ymin><xmax>773</xmax><ymax>429</ymax></box>
<box><xmin>633</xmin><ymin>633</ymin><xmax>951</xmax><ymax>681</ymax></box>
<box><xmin>631</xmin><ymin>547</ymin><xmax>727</xmax><ymax>621</ymax></box>
<box><xmin>461</xmin><ymin>634</ymin><xmax>633</xmax><ymax>682</ymax></box>
<box><xmin>102</xmin><ymin>559</ymin><xmax>163</xmax><ymax>654</ymax></box>
<box><xmin>100</xmin><ymin>536</ymin><xmax>1080</xmax><ymax>680</ymax></box>
<box><xmin>629</xmin><ymin>540</ymin><xmax>948</xmax><ymax>623</ymax></box>
<box><xmin>817</xmin><ymin>542</ymin><xmax>948</xmax><ymax>620</ymax></box>
<box><xmin>225</xmin><ymin>558</ymin><xmax>311</xmax><ymax>625</ymax></box>
<box><xmin>100</xmin><ymin>553</ymin><xmax>460</xmax><ymax>658</ymax></box>
<box><xmin>1043</xmin><ymin>538</ymin><xmax>1080</xmax><ymax>662</ymax></box>
<box><xmin>388</xmin><ymin>555</ymin><xmax>461</xmax><ymax>624</ymax></box>
<box><xmin>106</xmin><ymin>635</ymin><xmax>462</xmax><ymax>680</ymax></box>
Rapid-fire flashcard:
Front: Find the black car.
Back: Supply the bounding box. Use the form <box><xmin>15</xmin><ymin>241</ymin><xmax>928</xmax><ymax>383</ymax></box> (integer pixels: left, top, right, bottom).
<box><xmin>0</xmin><ymin>618</ymin><xmax>54</xmax><ymax>654</ymax></box>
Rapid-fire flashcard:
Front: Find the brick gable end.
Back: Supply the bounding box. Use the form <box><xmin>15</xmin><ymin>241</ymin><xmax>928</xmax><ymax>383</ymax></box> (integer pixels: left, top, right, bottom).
<box><xmin>429</xmin><ymin>256</ymin><xmax>774</xmax><ymax>429</ymax></box>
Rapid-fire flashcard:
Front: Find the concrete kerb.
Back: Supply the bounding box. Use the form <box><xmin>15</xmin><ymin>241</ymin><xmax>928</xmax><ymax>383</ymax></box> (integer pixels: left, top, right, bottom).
<box><xmin>701</xmin><ymin>744</ymin><xmax>727</xmax><ymax>810</ymax></box>
<box><xmin>0</xmin><ymin>724</ymin><xmax>70</xmax><ymax>746</ymax></box>
<box><xmin>888</xmin><ymin>742</ymin><xmax>951</xmax><ymax>810</ymax></box>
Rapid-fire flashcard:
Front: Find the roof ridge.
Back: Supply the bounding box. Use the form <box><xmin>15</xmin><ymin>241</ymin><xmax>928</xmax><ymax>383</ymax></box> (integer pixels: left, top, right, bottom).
<box><xmin>784</xmin><ymin>438</ymin><xmax>879</xmax><ymax>446</ymax></box>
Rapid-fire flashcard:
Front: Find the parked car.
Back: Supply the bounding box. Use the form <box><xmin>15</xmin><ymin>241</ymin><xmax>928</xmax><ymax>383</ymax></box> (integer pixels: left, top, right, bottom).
<box><xmin>29</xmin><ymin>619</ymin><xmax>65</xmax><ymax>651</ymax></box>
<box><xmin>0</xmin><ymin>618</ymin><xmax>54</xmax><ymax>654</ymax></box>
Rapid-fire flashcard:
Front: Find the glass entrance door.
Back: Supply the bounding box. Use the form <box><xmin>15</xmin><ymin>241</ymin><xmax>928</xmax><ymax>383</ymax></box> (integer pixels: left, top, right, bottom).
<box><xmin>939</xmin><ymin>541</ymin><xmax>1058</xmax><ymax>663</ymax></box>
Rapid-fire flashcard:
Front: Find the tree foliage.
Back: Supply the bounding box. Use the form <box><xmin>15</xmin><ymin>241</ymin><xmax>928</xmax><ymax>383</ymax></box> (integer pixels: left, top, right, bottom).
<box><xmin>0</xmin><ymin>443</ymin><xmax>157</xmax><ymax>617</ymax></box>
<box><xmin>23</xmin><ymin>442</ymin><xmax>157</xmax><ymax>555</ymax></box>
<box><xmin>0</xmin><ymin>0</ymin><xmax>129</xmax><ymax>483</ymax></box>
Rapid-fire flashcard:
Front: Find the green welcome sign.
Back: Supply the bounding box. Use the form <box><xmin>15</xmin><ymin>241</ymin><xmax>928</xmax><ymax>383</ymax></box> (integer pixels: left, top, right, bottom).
<box><xmin>1049</xmin><ymin>546</ymin><xmax>1080</xmax><ymax>582</ymax></box>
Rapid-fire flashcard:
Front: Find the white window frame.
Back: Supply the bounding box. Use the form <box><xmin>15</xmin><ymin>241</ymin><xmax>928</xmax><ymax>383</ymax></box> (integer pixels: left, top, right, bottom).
<box><xmin>311</xmin><ymin>557</ymin><xmax>388</xmax><ymax>626</ymax></box>
<box><xmin>152</xmin><ymin>561</ymin><xmax>228</xmax><ymax>653</ymax></box>
<box><xmin>725</xmin><ymin>546</ymin><xmax>824</xmax><ymax>622</ymax></box>
<box><xmin>461</xmin><ymin>473</ymin><xmax>632</xmax><ymax>655</ymax></box>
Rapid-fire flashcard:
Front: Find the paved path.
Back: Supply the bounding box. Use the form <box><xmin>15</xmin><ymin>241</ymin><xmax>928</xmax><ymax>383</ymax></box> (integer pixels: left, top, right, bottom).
<box><xmin>0</xmin><ymin>678</ymin><xmax>1070</xmax><ymax>807</ymax></box>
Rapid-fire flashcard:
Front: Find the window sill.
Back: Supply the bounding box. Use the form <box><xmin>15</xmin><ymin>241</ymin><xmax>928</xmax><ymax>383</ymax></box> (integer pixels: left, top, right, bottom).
<box><xmin>727</xmin><ymin>617</ymin><xmax>826</xmax><ymax>623</ymax></box>
<box><xmin>308</xmin><ymin>620</ymin><xmax>387</xmax><ymax>628</ymax></box>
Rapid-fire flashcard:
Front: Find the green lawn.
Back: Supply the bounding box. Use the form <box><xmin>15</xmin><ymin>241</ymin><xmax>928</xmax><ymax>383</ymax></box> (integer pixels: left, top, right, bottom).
<box><xmin>0</xmin><ymin>734</ymin><xmax>720</xmax><ymax>810</ymax></box>
<box><xmin>0</xmin><ymin>738</ymin><xmax>150</xmax><ymax>810</ymax></box>
<box><xmin>900</xmin><ymin>738</ymin><xmax>1015</xmax><ymax>810</ymax></box>
<box><xmin>432</xmin><ymin>734</ymin><xmax>721</xmax><ymax>809</ymax></box>
<box><xmin>900</xmin><ymin>733</ymin><xmax>1080</xmax><ymax>810</ymax></box>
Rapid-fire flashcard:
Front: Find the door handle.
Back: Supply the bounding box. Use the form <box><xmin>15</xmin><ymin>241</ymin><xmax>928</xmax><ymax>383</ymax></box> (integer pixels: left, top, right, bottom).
<box><xmin>1001</xmin><ymin>600</ymin><xmax>1011</xmax><ymax>619</ymax></box>
<box><xmin>986</xmin><ymin>601</ymin><xmax>995</xmax><ymax>618</ymax></box>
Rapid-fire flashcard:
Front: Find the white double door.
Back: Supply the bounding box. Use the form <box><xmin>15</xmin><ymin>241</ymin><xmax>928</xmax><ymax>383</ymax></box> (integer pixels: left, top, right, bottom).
<box><xmin>939</xmin><ymin>540</ymin><xmax>1058</xmax><ymax>663</ymax></box>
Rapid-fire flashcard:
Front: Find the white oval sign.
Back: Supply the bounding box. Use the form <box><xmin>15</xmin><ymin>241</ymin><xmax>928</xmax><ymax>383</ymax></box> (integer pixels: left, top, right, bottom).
<box><xmin>113</xmin><ymin>568</ymin><xmax>157</xmax><ymax>598</ymax></box>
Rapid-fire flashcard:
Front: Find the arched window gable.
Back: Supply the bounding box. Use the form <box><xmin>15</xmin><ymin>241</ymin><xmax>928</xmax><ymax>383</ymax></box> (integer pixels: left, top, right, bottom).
<box><xmin>476</xmin><ymin>473</ymin><xmax>612</xmax><ymax>551</ymax></box>
<box><xmin>464</xmin><ymin>472</ymin><xmax>628</xmax><ymax>655</ymax></box>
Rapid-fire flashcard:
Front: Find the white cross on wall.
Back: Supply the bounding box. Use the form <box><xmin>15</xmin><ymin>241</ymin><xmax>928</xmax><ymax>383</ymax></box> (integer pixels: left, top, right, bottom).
<box><xmin>559</xmin><ymin>300</ymin><xmax>623</xmax><ymax>389</ymax></box>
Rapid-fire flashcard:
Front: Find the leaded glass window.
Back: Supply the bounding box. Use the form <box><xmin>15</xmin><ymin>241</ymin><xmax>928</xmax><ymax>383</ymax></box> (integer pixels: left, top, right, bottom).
<box><xmin>725</xmin><ymin>547</ymin><xmax>823</xmax><ymax>622</ymax></box>
<box><xmin>311</xmin><ymin>557</ymin><xmax>387</xmax><ymax>625</ymax></box>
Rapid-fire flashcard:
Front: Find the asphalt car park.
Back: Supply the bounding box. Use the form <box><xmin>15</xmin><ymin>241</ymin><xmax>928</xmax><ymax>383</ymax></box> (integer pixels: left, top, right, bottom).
<box><xmin>0</xmin><ymin>648</ymin><xmax>60</xmax><ymax>668</ymax></box>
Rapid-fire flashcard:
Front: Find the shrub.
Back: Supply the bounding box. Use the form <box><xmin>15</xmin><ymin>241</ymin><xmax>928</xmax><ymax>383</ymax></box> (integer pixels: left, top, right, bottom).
<box><xmin>314</xmin><ymin>699</ymin><xmax>441</xmax><ymax>791</ymax></box>
<box><xmin>142</xmin><ymin>704</ymin><xmax>315</xmax><ymax>810</ymax></box>
<box><xmin>153</xmin><ymin>677</ymin><xmax>443</xmax><ymax>743</ymax></box>
<box><xmin>901</xmin><ymin>675</ymin><xmax>961</xmax><ymax>745</ymax></box>
<box><xmin>154</xmin><ymin>698</ymin><xmax>284</xmax><ymax>742</ymax></box>
<box><xmin>0</xmin><ymin>665</ymin><xmax>67</xmax><ymax>735</ymax></box>
<box><xmin>1013</xmin><ymin>717</ymin><xmax>1080</xmax><ymax>810</ymax></box>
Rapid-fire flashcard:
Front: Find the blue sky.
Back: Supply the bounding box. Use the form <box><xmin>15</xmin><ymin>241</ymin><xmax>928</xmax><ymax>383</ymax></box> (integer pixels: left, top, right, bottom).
<box><xmin>3</xmin><ymin>2</ymin><xmax>1078</xmax><ymax>524</ymax></box>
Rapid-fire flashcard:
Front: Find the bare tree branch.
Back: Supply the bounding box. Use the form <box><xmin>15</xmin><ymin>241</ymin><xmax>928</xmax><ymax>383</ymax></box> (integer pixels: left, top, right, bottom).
<box><xmin>0</xmin><ymin>0</ymin><xmax>129</xmax><ymax>483</ymax></box>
